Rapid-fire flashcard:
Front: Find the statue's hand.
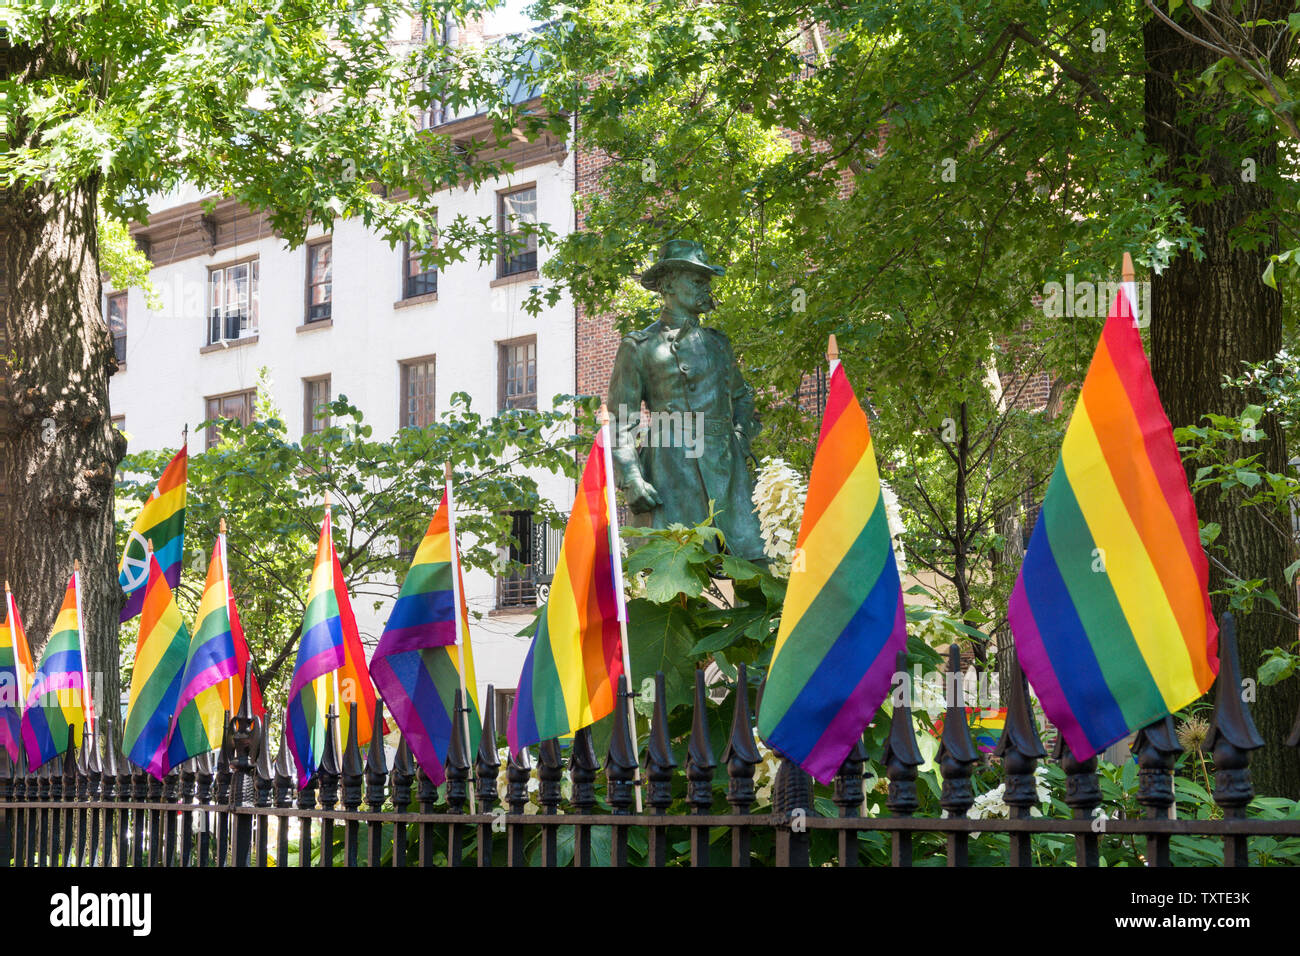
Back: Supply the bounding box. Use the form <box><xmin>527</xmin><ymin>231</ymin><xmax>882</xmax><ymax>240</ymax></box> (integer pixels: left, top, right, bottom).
<box><xmin>624</xmin><ymin>477</ymin><xmax>662</xmax><ymax>514</ymax></box>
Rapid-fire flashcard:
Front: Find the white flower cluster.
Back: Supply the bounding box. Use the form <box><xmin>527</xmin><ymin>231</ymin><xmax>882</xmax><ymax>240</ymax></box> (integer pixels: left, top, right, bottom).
<box><xmin>753</xmin><ymin>740</ymin><xmax>784</xmax><ymax>808</ymax></box>
<box><xmin>908</xmin><ymin>612</ymin><xmax>966</xmax><ymax>650</ymax></box>
<box><xmin>751</xmin><ymin>456</ymin><xmax>808</xmax><ymax>578</ymax></box>
<box><xmin>493</xmin><ymin>746</ymin><xmax>565</xmax><ymax>814</ymax></box>
<box><xmin>968</xmin><ymin>765</ymin><xmax>1052</xmax><ymax>819</ymax></box>
<box><xmin>914</xmin><ymin>671</ymin><xmax>949</xmax><ymax>721</ymax></box>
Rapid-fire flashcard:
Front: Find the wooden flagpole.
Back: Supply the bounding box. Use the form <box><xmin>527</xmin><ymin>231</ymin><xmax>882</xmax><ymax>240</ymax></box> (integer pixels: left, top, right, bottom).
<box><xmin>1121</xmin><ymin>252</ymin><xmax>1141</xmax><ymax>325</ymax></box>
<box><xmin>321</xmin><ymin>492</ymin><xmax>341</xmax><ymax>756</ymax></box>
<box><xmin>218</xmin><ymin>517</ymin><xmax>237</xmax><ymax>713</ymax></box>
<box><xmin>444</xmin><ymin>463</ymin><xmax>478</xmax><ymax>815</ymax></box>
<box><xmin>71</xmin><ymin>559</ymin><xmax>96</xmax><ymax>740</ymax></box>
<box><xmin>599</xmin><ymin>403</ymin><xmax>643</xmax><ymax>812</ymax></box>
<box><xmin>5</xmin><ymin>581</ymin><xmax>28</xmax><ymax>709</ymax></box>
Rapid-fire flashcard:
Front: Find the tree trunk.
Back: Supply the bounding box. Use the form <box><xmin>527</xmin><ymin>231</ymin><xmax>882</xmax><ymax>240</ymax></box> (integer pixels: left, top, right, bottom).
<box><xmin>2</xmin><ymin>38</ymin><xmax>126</xmax><ymax>748</ymax></box>
<box><xmin>1145</xmin><ymin>9</ymin><xmax>1300</xmax><ymax>797</ymax></box>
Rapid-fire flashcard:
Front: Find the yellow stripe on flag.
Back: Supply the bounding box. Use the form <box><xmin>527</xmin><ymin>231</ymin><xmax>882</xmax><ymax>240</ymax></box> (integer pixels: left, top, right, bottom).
<box><xmin>1062</xmin><ymin>402</ymin><xmax>1201</xmax><ymax>707</ymax></box>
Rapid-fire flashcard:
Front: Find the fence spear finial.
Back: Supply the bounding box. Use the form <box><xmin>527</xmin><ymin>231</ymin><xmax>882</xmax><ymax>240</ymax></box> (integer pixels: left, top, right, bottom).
<box><xmin>721</xmin><ymin>662</ymin><xmax>760</xmax><ymax>814</ymax></box>
<box><xmin>686</xmin><ymin>667</ymin><xmax>717</xmax><ymax>815</ymax></box>
<box><xmin>937</xmin><ymin>644</ymin><xmax>979</xmax><ymax>819</ymax></box>
<box><xmin>604</xmin><ymin>675</ymin><xmax>639</xmax><ymax>814</ymax></box>
<box><xmin>1207</xmin><ymin>613</ymin><xmax>1264</xmax><ymax>820</ymax></box>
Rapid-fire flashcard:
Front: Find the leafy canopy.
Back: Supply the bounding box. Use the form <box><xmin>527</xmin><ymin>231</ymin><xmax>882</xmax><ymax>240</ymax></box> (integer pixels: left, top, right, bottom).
<box><xmin>4</xmin><ymin>0</ymin><xmax>567</xmax><ymax>265</ymax></box>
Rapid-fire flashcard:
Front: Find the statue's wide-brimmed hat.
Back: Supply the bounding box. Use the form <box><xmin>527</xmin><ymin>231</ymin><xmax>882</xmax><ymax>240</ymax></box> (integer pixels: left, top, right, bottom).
<box><xmin>640</xmin><ymin>240</ymin><xmax>725</xmax><ymax>291</ymax></box>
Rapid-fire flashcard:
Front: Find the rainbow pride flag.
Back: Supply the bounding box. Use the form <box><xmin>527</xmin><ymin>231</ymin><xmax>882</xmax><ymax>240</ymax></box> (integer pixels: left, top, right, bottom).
<box><xmin>119</xmin><ymin>445</ymin><xmax>187</xmax><ymax>623</ymax></box>
<box><xmin>285</xmin><ymin>505</ymin><xmax>376</xmax><ymax>787</ymax></box>
<box><xmin>330</xmin><ymin>543</ymin><xmax>379</xmax><ymax>751</ymax></box>
<box><xmin>508</xmin><ymin>428</ymin><xmax>625</xmax><ymax>754</ymax></box>
<box><xmin>757</xmin><ymin>357</ymin><xmax>907</xmax><ymax>783</ymax></box>
<box><xmin>166</xmin><ymin>534</ymin><xmax>263</xmax><ymax>768</ymax></box>
<box><xmin>931</xmin><ymin>707</ymin><xmax>1006</xmax><ymax>754</ymax></box>
<box><xmin>1</xmin><ymin>586</ymin><xmax>36</xmax><ymax>762</ymax></box>
<box><xmin>21</xmin><ymin>573</ymin><xmax>93</xmax><ymax>768</ymax></box>
<box><xmin>372</xmin><ymin>485</ymin><xmax>482</xmax><ymax>784</ymax></box>
<box><xmin>1008</xmin><ymin>281</ymin><xmax>1219</xmax><ymax>760</ymax></box>
<box><xmin>123</xmin><ymin>553</ymin><xmax>191</xmax><ymax>778</ymax></box>
<box><xmin>969</xmin><ymin>707</ymin><xmax>1006</xmax><ymax>752</ymax></box>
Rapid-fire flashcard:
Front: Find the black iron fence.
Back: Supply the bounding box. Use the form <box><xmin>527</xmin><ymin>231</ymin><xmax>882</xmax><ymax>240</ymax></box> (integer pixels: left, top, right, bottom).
<box><xmin>2</xmin><ymin>614</ymin><xmax>1298</xmax><ymax>868</ymax></box>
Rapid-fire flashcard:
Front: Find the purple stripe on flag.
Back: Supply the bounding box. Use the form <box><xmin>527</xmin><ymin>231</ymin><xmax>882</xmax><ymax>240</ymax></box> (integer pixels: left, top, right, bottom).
<box><xmin>370</xmin><ymin>656</ymin><xmax>447</xmax><ymax>786</ymax></box>
<box><xmin>802</xmin><ymin>595</ymin><xmax>907</xmax><ymax>783</ymax></box>
<box><xmin>172</xmin><ymin>658</ymin><xmax>240</xmax><ymax>727</ymax></box>
<box><xmin>1008</xmin><ymin>575</ymin><xmax>1095</xmax><ymax>758</ymax></box>
<box><xmin>375</xmin><ymin>621</ymin><xmax>457</xmax><ymax>656</ymax></box>
<box><xmin>286</xmin><ymin>645</ymin><xmax>345</xmax><ymax>703</ymax></box>
<box><xmin>120</xmin><ymin>585</ymin><xmax>146</xmax><ymax>623</ymax></box>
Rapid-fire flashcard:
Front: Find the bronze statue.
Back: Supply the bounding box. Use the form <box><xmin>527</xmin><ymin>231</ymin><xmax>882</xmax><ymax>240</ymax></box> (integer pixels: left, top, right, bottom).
<box><xmin>607</xmin><ymin>240</ymin><xmax>765</xmax><ymax>562</ymax></box>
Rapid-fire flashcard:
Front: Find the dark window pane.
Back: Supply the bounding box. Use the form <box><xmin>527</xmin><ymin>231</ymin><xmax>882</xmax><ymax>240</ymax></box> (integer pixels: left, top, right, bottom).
<box><xmin>404</xmin><ymin>237</ymin><xmax>437</xmax><ymax>298</ymax></box>
<box><xmin>307</xmin><ymin>242</ymin><xmax>332</xmax><ymax>322</ymax></box>
<box><xmin>496</xmin><ymin>510</ymin><xmax>536</xmax><ymax>607</ymax></box>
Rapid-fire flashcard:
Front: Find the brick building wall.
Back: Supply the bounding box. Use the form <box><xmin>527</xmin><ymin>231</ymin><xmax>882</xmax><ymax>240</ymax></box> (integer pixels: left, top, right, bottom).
<box><xmin>573</xmin><ymin>137</ymin><xmax>618</xmax><ymax>400</ymax></box>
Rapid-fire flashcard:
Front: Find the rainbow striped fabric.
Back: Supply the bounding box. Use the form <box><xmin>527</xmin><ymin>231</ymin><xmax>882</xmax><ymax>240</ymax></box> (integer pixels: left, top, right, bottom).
<box><xmin>329</xmin><ymin>543</ymin><xmax>379</xmax><ymax>751</ymax></box>
<box><xmin>119</xmin><ymin>446</ymin><xmax>187</xmax><ymax>623</ymax></box>
<box><xmin>1008</xmin><ymin>283</ymin><xmax>1219</xmax><ymax>761</ymax></box>
<box><xmin>969</xmin><ymin>707</ymin><xmax>1006</xmax><ymax>753</ymax></box>
<box><xmin>166</xmin><ymin>535</ymin><xmax>255</xmax><ymax>769</ymax></box>
<box><xmin>372</xmin><ymin>491</ymin><xmax>483</xmax><ymax>784</ymax></box>
<box><xmin>508</xmin><ymin>429</ymin><xmax>624</xmax><ymax>754</ymax></box>
<box><xmin>21</xmin><ymin>574</ymin><xmax>91</xmax><ymax>768</ymax></box>
<box><xmin>757</xmin><ymin>360</ymin><xmax>908</xmax><ymax>783</ymax></box>
<box><xmin>286</xmin><ymin>507</ymin><xmax>376</xmax><ymax>787</ymax></box>
<box><xmin>1</xmin><ymin>587</ymin><xmax>36</xmax><ymax>762</ymax></box>
<box><xmin>931</xmin><ymin>707</ymin><xmax>1006</xmax><ymax>754</ymax></box>
<box><xmin>123</xmin><ymin>554</ymin><xmax>190</xmax><ymax>778</ymax></box>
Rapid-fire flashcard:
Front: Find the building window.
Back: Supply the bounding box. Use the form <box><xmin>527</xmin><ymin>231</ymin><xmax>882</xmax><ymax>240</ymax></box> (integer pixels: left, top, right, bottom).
<box><xmin>498</xmin><ymin>336</ymin><xmax>537</xmax><ymax>411</ymax></box>
<box><xmin>494</xmin><ymin>689</ymin><xmax>516</xmax><ymax>735</ymax></box>
<box><xmin>303</xmin><ymin>376</ymin><xmax>331</xmax><ymax>435</ymax></box>
<box><xmin>204</xmin><ymin>389</ymin><xmax>256</xmax><ymax>449</ymax></box>
<box><xmin>208</xmin><ymin>259</ymin><xmax>259</xmax><ymax>344</ymax></box>
<box><xmin>403</xmin><ymin>238</ymin><xmax>438</xmax><ymax>299</ymax></box>
<box><xmin>497</xmin><ymin>186</ymin><xmax>537</xmax><ymax>278</ymax></box>
<box><xmin>496</xmin><ymin>510</ymin><xmax>536</xmax><ymax>608</ymax></box>
<box><xmin>399</xmin><ymin>357</ymin><xmax>436</xmax><ymax>429</ymax></box>
<box><xmin>306</xmin><ymin>240</ymin><xmax>332</xmax><ymax>323</ymax></box>
<box><xmin>107</xmin><ymin>292</ymin><xmax>127</xmax><ymax>364</ymax></box>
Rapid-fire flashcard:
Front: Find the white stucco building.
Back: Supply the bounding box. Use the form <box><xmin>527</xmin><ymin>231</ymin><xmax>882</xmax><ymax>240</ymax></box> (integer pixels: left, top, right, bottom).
<box><xmin>107</xmin><ymin>41</ymin><xmax>576</xmax><ymax>724</ymax></box>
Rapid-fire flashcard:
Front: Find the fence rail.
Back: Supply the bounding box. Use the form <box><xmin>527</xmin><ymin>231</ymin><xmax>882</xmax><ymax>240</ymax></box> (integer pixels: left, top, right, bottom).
<box><xmin>2</xmin><ymin>614</ymin><xmax>1298</xmax><ymax>868</ymax></box>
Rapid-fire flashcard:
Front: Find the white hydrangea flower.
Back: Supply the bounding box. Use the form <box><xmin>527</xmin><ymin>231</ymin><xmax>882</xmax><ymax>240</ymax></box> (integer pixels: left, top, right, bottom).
<box><xmin>970</xmin><ymin>765</ymin><xmax>1053</xmax><ymax>819</ymax></box>
<box><xmin>752</xmin><ymin>740</ymin><xmax>783</xmax><ymax>808</ymax></box>
<box><xmin>752</xmin><ymin>457</ymin><xmax>808</xmax><ymax>579</ymax></box>
<box><xmin>969</xmin><ymin>783</ymin><xmax>1009</xmax><ymax>819</ymax></box>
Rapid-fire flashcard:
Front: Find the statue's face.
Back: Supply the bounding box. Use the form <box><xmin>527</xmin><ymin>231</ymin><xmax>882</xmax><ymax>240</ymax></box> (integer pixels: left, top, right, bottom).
<box><xmin>661</xmin><ymin>269</ymin><xmax>716</xmax><ymax>315</ymax></box>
